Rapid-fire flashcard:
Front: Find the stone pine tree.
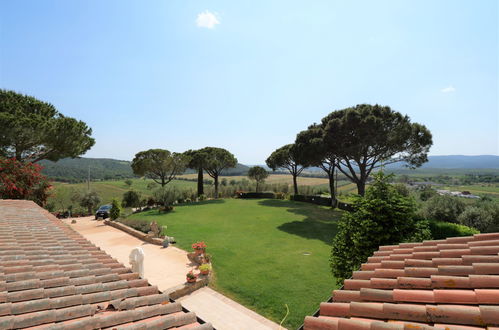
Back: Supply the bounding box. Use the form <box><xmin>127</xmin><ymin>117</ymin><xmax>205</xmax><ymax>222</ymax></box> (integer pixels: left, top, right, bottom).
<box><xmin>295</xmin><ymin>124</ymin><xmax>338</xmax><ymax>206</ymax></box>
<box><xmin>322</xmin><ymin>104</ymin><xmax>432</xmax><ymax>195</ymax></box>
<box><xmin>184</xmin><ymin>149</ymin><xmax>209</xmax><ymax>197</ymax></box>
<box><xmin>247</xmin><ymin>166</ymin><xmax>269</xmax><ymax>192</ymax></box>
<box><xmin>131</xmin><ymin>149</ymin><xmax>189</xmax><ymax>187</ymax></box>
<box><xmin>266</xmin><ymin>144</ymin><xmax>307</xmax><ymax>195</ymax></box>
<box><xmin>0</xmin><ymin>89</ymin><xmax>95</xmax><ymax>162</ymax></box>
<box><xmin>200</xmin><ymin>147</ymin><xmax>237</xmax><ymax>199</ymax></box>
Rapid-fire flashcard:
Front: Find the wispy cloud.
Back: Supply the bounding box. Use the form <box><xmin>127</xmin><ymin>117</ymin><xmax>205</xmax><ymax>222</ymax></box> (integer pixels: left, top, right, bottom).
<box><xmin>196</xmin><ymin>10</ymin><xmax>220</xmax><ymax>29</ymax></box>
<box><xmin>441</xmin><ymin>86</ymin><xmax>456</xmax><ymax>93</ymax></box>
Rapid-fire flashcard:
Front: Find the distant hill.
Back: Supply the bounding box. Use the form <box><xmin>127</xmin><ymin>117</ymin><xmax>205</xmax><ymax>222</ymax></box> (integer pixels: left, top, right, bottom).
<box><xmin>39</xmin><ymin>158</ymin><xmax>135</xmax><ymax>182</ymax></box>
<box><xmin>40</xmin><ymin>157</ymin><xmax>251</xmax><ymax>182</ymax></box>
<box><xmin>40</xmin><ymin>155</ymin><xmax>498</xmax><ymax>182</ymax></box>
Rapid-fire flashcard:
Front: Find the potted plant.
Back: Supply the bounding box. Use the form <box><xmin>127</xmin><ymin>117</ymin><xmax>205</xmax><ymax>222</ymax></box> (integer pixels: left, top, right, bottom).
<box><xmin>199</xmin><ymin>263</ymin><xmax>211</xmax><ymax>275</ymax></box>
<box><xmin>186</xmin><ymin>270</ymin><xmax>197</xmax><ymax>283</ymax></box>
<box><xmin>191</xmin><ymin>241</ymin><xmax>207</xmax><ymax>255</ymax></box>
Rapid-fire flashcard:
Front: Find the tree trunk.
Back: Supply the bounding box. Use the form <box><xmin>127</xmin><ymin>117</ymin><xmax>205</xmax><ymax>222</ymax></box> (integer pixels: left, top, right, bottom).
<box><xmin>328</xmin><ymin>174</ymin><xmax>337</xmax><ymax>208</ymax></box>
<box><xmin>356</xmin><ymin>181</ymin><xmax>366</xmax><ymax>196</ymax></box>
<box><xmin>256</xmin><ymin>181</ymin><xmax>259</xmax><ymax>193</ymax></box>
<box><xmin>214</xmin><ymin>175</ymin><xmax>219</xmax><ymax>199</ymax></box>
<box><xmin>197</xmin><ymin>168</ymin><xmax>204</xmax><ymax>196</ymax></box>
<box><xmin>292</xmin><ymin>174</ymin><xmax>298</xmax><ymax>195</ymax></box>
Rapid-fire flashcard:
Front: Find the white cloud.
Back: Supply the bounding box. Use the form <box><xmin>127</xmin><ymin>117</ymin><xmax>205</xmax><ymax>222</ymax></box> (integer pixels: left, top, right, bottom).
<box><xmin>441</xmin><ymin>86</ymin><xmax>456</xmax><ymax>93</ymax></box>
<box><xmin>196</xmin><ymin>11</ymin><xmax>220</xmax><ymax>29</ymax></box>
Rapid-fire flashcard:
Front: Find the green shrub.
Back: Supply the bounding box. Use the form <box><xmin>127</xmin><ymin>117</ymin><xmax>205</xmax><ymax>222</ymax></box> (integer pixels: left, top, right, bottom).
<box><xmin>392</xmin><ymin>183</ymin><xmax>410</xmax><ymax>197</ymax></box>
<box><xmin>428</xmin><ymin>220</ymin><xmax>479</xmax><ymax>240</ymax></box>
<box><xmin>110</xmin><ymin>199</ymin><xmax>121</xmax><ymax>220</ymax></box>
<box><xmin>458</xmin><ymin>206</ymin><xmax>494</xmax><ymax>232</ymax></box>
<box><xmin>330</xmin><ymin>172</ymin><xmax>419</xmax><ymax>284</ymax></box>
<box><xmin>119</xmin><ymin>218</ymin><xmax>150</xmax><ymax>233</ymax></box>
<box><xmin>122</xmin><ymin>190</ymin><xmax>141</xmax><ymax>208</ymax></box>
<box><xmin>275</xmin><ymin>192</ymin><xmax>286</xmax><ymax>200</ymax></box>
<box><xmin>423</xmin><ymin>195</ymin><xmax>466</xmax><ymax>223</ymax></box>
<box><xmin>153</xmin><ymin>187</ymin><xmax>179</xmax><ymax>206</ymax></box>
<box><xmin>404</xmin><ymin>219</ymin><xmax>433</xmax><ymax>242</ymax></box>
<box><xmin>418</xmin><ymin>185</ymin><xmax>437</xmax><ymax>201</ymax></box>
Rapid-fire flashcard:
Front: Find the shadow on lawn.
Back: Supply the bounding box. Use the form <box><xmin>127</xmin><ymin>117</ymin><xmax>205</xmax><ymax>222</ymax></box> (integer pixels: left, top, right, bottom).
<box><xmin>258</xmin><ymin>199</ymin><xmax>341</xmax><ymax>245</ymax></box>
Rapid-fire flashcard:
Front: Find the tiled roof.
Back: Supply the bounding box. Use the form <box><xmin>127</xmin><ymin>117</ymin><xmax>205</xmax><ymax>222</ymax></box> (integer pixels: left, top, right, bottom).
<box><xmin>304</xmin><ymin>232</ymin><xmax>499</xmax><ymax>330</ymax></box>
<box><xmin>0</xmin><ymin>200</ymin><xmax>213</xmax><ymax>329</ymax></box>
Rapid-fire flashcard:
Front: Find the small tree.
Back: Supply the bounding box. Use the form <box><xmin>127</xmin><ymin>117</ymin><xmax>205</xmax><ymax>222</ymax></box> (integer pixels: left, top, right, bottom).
<box><xmin>266</xmin><ymin>144</ymin><xmax>307</xmax><ymax>195</ymax></box>
<box><xmin>110</xmin><ymin>199</ymin><xmax>121</xmax><ymax>220</ymax></box>
<box><xmin>124</xmin><ymin>179</ymin><xmax>133</xmax><ymax>188</ymax></box>
<box><xmin>201</xmin><ymin>147</ymin><xmax>237</xmax><ymax>199</ymax></box>
<box><xmin>131</xmin><ymin>149</ymin><xmax>189</xmax><ymax>187</ymax></box>
<box><xmin>153</xmin><ymin>187</ymin><xmax>178</xmax><ymax>206</ymax></box>
<box><xmin>247</xmin><ymin>166</ymin><xmax>269</xmax><ymax>192</ymax></box>
<box><xmin>0</xmin><ymin>157</ymin><xmax>51</xmax><ymax>205</ymax></box>
<box><xmin>122</xmin><ymin>190</ymin><xmax>141</xmax><ymax>208</ymax></box>
<box><xmin>423</xmin><ymin>195</ymin><xmax>466</xmax><ymax>223</ymax></box>
<box><xmin>79</xmin><ymin>191</ymin><xmax>101</xmax><ymax>214</ymax></box>
<box><xmin>330</xmin><ymin>172</ymin><xmax>426</xmax><ymax>284</ymax></box>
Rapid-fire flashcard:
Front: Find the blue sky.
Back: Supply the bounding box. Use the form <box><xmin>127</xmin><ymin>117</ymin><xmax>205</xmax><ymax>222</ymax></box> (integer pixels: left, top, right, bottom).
<box><xmin>1</xmin><ymin>0</ymin><xmax>497</xmax><ymax>164</ymax></box>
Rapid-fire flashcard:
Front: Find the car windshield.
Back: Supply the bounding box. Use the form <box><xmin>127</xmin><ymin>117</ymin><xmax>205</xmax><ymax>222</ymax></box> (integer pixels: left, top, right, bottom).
<box><xmin>98</xmin><ymin>205</ymin><xmax>111</xmax><ymax>211</ymax></box>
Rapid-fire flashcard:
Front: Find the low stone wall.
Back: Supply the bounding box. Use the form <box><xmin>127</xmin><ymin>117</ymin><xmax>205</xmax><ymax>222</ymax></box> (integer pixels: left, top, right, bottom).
<box><xmin>165</xmin><ymin>275</ymin><xmax>210</xmax><ymax>300</ymax></box>
<box><xmin>104</xmin><ymin>220</ymin><xmax>164</xmax><ymax>245</ymax></box>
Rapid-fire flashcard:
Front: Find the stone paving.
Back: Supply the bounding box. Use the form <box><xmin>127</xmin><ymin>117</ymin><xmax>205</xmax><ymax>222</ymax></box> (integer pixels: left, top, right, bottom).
<box><xmin>64</xmin><ymin>216</ymin><xmax>283</xmax><ymax>330</ymax></box>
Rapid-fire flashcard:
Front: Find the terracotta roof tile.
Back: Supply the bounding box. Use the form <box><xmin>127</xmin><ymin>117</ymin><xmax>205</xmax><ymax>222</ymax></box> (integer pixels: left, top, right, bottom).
<box><xmin>0</xmin><ymin>200</ymin><xmax>212</xmax><ymax>329</ymax></box>
<box><xmin>304</xmin><ymin>230</ymin><xmax>499</xmax><ymax>329</ymax></box>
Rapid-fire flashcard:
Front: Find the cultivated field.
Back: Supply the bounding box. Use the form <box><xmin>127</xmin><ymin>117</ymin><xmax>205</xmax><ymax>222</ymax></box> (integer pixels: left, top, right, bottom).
<box><xmin>47</xmin><ymin>178</ymin><xmax>197</xmax><ymax>211</ymax></box>
<box><xmin>178</xmin><ymin>173</ymin><xmax>331</xmax><ymax>186</ymax></box>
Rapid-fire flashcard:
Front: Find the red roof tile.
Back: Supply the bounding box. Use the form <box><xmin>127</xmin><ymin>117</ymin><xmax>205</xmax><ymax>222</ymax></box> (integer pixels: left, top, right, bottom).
<box><xmin>0</xmin><ymin>200</ymin><xmax>212</xmax><ymax>329</ymax></box>
<box><xmin>304</xmin><ymin>231</ymin><xmax>499</xmax><ymax>329</ymax></box>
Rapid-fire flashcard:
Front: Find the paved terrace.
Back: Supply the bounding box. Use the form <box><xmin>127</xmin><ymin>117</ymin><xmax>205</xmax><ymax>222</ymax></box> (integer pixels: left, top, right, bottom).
<box><xmin>63</xmin><ymin>215</ymin><xmax>282</xmax><ymax>330</ymax></box>
<box><xmin>0</xmin><ymin>199</ymin><xmax>212</xmax><ymax>329</ymax></box>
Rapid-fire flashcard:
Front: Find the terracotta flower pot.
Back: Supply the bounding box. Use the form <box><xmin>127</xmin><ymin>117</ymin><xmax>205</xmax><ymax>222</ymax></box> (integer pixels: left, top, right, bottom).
<box><xmin>200</xmin><ymin>270</ymin><xmax>210</xmax><ymax>275</ymax></box>
<box><xmin>187</xmin><ymin>277</ymin><xmax>197</xmax><ymax>283</ymax></box>
<box><xmin>194</xmin><ymin>249</ymin><xmax>204</xmax><ymax>255</ymax></box>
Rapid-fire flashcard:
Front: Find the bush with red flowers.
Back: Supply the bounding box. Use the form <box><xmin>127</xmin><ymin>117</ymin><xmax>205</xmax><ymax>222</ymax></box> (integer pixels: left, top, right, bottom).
<box><xmin>191</xmin><ymin>241</ymin><xmax>207</xmax><ymax>251</ymax></box>
<box><xmin>0</xmin><ymin>157</ymin><xmax>51</xmax><ymax>206</ymax></box>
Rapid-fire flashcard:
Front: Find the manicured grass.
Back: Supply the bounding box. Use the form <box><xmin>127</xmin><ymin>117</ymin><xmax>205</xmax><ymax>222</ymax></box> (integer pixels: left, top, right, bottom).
<box><xmin>128</xmin><ymin>199</ymin><xmax>341</xmax><ymax>329</ymax></box>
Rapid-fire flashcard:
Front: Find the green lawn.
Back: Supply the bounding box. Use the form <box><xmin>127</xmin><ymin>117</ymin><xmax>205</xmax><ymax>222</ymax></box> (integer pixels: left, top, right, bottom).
<box><xmin>128</xmin><ymin>198</ymin><xmax>341</xmax><ymax>329</ymax></box>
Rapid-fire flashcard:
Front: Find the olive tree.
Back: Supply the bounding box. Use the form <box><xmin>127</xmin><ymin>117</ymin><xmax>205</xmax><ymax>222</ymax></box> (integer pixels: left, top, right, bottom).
<box><xmin>247</xmin><ymin>166</ymin><xmax>269</xmax><ymax>192</ymax></box>
<box><xmin>79</xmin><ymin>191</ymin><xmax>101</xmax><ymax>215</ymax></box>
<box><xmin>266</xmin><ymin>144</ymin><xmax>307</xmax><ymax>195</ymax></box>
<box><xmin>200</xmin><ymin>147</ymin><xmax>237</xmax><ymax>199</ymax></box>
<box><xmin>131</xmin><ymin>149</ymin><xmax>189</xmax><ymax>187</ymax></box>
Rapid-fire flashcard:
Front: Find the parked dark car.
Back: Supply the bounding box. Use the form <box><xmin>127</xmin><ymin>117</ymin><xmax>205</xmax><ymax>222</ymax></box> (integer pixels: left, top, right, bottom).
<box><xmin>95</xmin><ymin>205</ymin><xmax>112</xmax><ymax>220</ymax></box>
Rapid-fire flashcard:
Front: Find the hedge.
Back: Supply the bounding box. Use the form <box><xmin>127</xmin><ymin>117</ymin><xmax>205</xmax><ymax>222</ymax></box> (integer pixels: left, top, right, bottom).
<box><xmin>428</xmin><ymin>220</ymin><xmax>479</xmax><ymax>240</ymax></box>
<box><xmin>237</xmin><ymin>192</ymin><xmax>276</xmax><ymax>199</ymax></box>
